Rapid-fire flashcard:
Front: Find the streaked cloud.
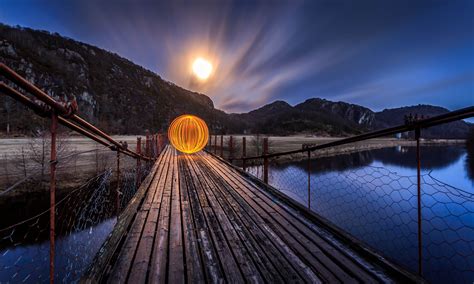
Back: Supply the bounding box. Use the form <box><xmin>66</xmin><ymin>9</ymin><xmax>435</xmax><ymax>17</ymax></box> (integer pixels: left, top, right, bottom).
<box><xmin>1</xmin><ymin>0</ymin><xmax>473</xmax><ymax>112</ymax></box>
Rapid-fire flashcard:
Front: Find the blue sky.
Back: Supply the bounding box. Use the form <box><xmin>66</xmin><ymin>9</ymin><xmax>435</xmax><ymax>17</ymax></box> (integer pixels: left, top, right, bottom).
<box><xmin>0</xmin><ymin>0</ymin><xmax>473</xmax><ymax>113</ymax></box>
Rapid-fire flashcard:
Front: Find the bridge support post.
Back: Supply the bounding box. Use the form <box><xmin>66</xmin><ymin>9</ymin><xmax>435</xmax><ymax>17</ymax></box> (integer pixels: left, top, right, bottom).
<box><xmin>416</xmin><ymin>127</ymin><xmax>423</xmax><ymax>276</ymax></box>
<box><xmin>242</xmin><ymin>137</ymin><xmax>246</xmax><ymax>171</ymax></box>
<box><xmin>145</xmin><ymin>131</ymin><xmax>150</xmax><ymax>159</ymax></box>
<box><xmin>220</xmin><ymin>135</ymin><xmax>224</xmax><ymax>157</ymax></box>
<box><xmin>229</xmin><ymin>136</ymin><xmax>233</xmax><ymax>163</ymax></box>
<box><xmin>116</xmin><ymin>150</ymin><xmax>121</xmax><ymax>214</ymax></box>
<box><xmin>136</xmin><ymin>137</ymin><xmax>142</xmax><ymax>189</ymax></box>
<box><xmin>49</xmin><ymin>112</ymin><xmax>58</xmax><ymax>284</ymax></box>
<box><xmin>263</xmin><ymin>138</ymin><xmax>268</xmax><ymax>184</ymax></box>
<box><xmin>307</xmin><ymin>150</ymin><xmax>311</xmax><ymax>210</ymax></box>
<box><xmin>156</xmin><ymin>134</ymin><xmax>160</xmax><ymax>156</ymax></box>
<box><xmin>209</xmin><ymin>133</ymin><xmax>212</xmax><ymax>151</ymax></box>
<box><xmin>151</xmin><ymin>134</ymin><xmax>155</xmax><ymax>157</ymax></box>
<box><xmin>214</xmin><ymin>135</ymin><xmax>217</xmax><ymax>155</ymax></box>
<box><xmin>158</xmin><ymin>134</ymin><xmax>163</xmax><ymax>155</ymax></box>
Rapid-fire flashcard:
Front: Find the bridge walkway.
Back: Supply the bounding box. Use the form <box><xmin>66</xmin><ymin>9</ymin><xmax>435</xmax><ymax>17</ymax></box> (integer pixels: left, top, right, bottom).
<box><xmin>84</xmin><ymin>145</ymin><xmax>419</xmax><ymax>283</ymax></box>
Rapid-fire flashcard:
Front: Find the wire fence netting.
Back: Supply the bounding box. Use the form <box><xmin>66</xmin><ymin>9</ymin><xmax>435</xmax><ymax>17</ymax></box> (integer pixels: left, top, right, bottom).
<box><xmin>238</xmin><ymin>139</ymin><xmax>474</xmax><ymax>284</ymax></box>
<box><xmin>0</xmin><ymin>132</ymin><xmax>153</xmax><ymax>283</ymax></box>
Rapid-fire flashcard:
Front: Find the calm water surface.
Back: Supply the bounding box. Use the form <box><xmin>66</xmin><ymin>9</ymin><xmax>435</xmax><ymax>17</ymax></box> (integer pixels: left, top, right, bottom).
<box><xmin>251</xmin><ymin>145</ymin><xmax>473</xmax><ymax>283</ymax></box>
<box><xmin>0</xmin><ymin>174</ymin><xmax>120</xmax><ymax>283</ymax></box>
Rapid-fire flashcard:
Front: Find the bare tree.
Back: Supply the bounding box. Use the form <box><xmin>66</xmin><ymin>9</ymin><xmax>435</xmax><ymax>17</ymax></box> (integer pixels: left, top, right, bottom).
<box><xmin>15</xmin><ymin>128</ymin><xmax>75</xmax><ymax>181</ymax></box>
<box><xmin>250</xmin><ymin>134</ymin><xmax>274</xmax><ymax>156</ymax></box>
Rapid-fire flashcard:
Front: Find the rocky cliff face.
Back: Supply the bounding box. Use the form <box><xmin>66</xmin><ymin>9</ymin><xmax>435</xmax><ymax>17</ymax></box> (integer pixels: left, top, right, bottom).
<box><xmin>0</xmin><ymin>24</ymin><xmax>222</xmax><ymax>134</ymax></box>
<box><xmin>295</xmin><ymin>98</ymin><xmax>375</xmax><ymax>127</ymax></box>
<box><xmin>231</xmin><ymin>99</ymin><xmax>375</xmax><ymax>136</ymax></box>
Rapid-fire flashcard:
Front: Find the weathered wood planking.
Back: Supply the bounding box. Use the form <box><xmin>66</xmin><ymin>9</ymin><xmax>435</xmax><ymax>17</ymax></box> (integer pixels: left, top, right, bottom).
<box><xmin>82</xmin><ymin>146</ymin><xmax>422</xmax><ymax>283</ymax></box>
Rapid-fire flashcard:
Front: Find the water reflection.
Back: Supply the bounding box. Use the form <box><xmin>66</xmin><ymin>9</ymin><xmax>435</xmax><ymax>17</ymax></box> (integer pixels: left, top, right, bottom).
<box><xmin>0</xmin><ymin>171</ymin><xmax>127</xmax><ymax>283</ymax></box>
<box><xmin>271</xmin><ymin>145</ymin><xmax>469</xmax><ymax>176</ymax></box>
<box><xmin>251</xmin><ymin>145</ymin><xmax>474</xmax><ymax>283</ymax></box>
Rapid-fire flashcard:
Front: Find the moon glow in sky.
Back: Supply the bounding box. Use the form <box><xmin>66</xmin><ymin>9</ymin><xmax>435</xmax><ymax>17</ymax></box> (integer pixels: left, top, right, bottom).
<box><xmin>192</xmin><ymin>57</ymin><xmax>213</xmax><ymax>80</ymax></box>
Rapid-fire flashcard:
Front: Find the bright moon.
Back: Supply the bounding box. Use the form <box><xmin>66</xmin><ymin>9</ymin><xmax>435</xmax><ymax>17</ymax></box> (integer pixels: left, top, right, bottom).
<box><xmin>192</xmin><ymin>57</ymin><xmax>212</xmax><ymax>80</ymax></box>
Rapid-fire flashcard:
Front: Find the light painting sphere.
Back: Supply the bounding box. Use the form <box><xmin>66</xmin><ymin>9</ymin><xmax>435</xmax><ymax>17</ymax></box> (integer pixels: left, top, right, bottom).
<box><xmin>168</xmin><ymin>114</ymin><xmax>209</xmax><ymax>154</ymax></box>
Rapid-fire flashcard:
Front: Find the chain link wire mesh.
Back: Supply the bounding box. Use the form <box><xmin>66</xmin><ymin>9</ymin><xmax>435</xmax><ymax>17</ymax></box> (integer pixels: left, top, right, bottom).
<box><xmin>241</xmin><ymin>139</ymin><xmax>474</xmax><ymax>283</ymax></box>
<box><xmin>0</xmin><ymin>133</ymin><xmax>154</xmax><ymax>283</ymax></box>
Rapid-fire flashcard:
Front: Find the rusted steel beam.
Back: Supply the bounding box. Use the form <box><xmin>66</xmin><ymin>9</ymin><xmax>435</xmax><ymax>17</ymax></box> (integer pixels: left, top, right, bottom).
<box><xmin>0</xmin><ymin>83</ymin><xmax>113</xmax><ymax>148</ymax></box>
<box><xmin>116</xmin><ymin>151</ymin><xmax>121</xmax><ymax>214</ymax></box>
<box><xmin>136</xmin><ymin>137</ymin><xmax>142</xmax><ymax>188</ymax></box>
<box><xmin>145</xmin><ymin>132</ymin><xmax>150</xmax><ymax>158</ymax></box>
<box><xmin>214</xmin><ymin>135</ymin><xmax>217</xmax><ymax>155</ymax></box>
<box><xmin>1</xmin><ymin>63</ymin><xmax>68</xmax><ymax>114</ymax></box>
<box><xmin>220</xmin><ymin>135</ymin><xmax>223</xmax><ymax>157</ymax></box>
<box><xmin>242</xmin><ymin>137</ymin><xmax>246</xmax><ymax>171</ymax></box>
<box><xmin>158</xmin><ymin>134</ymin><xmax>163</xmax><ymax>155</ymax></box>
<box><xmin>229</xmin><ymin>135</ymin><xmax>233</xmax><ymax>163</ymax></box>
<box><xmin>415</xmin><ymin>127</ymin><xmax>423</xmax><ymax>276</ymax></box>
<box><xmin>49</xmin><ymin>113</ymin><xmax>58</xmax><ymax>284</ymax></box>
<box><xmin>263</xmin><ymin>138</ymin><xmax>268</xmax><ymax>184</ymax></box>
<box><xmin>307</xmin><ymin>150</ymin><xmax>311</xmax><ymax>210</ymax></box>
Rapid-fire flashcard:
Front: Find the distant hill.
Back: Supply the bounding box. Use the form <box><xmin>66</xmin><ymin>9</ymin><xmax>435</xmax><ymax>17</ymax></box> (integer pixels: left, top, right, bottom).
<box><xmin>232</xmin><ymin>100</ymin><xmax>472</xmax><ymax>138</ymax></box>
<box><xmin>231</xmin><ymin>99</ymin><xmax>375</xmax><ymax>136</ymax></box>
<box><xmin>375</xmin><ymin>105</ymin><xmax>472</xmax><ymax>138</ymax></box>
<box><xmin>0</xmin><ymin>24</ymin><xmax>471</xmax><ymax>138</ymax></box>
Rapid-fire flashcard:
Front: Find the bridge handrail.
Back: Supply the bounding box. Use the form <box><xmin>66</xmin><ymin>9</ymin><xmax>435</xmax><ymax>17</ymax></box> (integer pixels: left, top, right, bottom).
<box><xmin>0</xmin><ymin>63</ymin><xmax>151</xmax><ymax>161</ymax></box>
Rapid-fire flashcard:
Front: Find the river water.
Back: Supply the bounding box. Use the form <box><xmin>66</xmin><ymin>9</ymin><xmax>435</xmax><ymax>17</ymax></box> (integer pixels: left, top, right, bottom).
<box><xmin>250</xmin><ymin>145</ymin><xmax>473</xmax><ymax>283</ymax></box>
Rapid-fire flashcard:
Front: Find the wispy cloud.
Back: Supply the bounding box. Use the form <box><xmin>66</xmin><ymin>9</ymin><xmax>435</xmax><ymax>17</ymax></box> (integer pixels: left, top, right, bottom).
<box><xmin>1</xmin><ymin>0</ymin><xmax>473</xmax><ymax>112</ymax></box>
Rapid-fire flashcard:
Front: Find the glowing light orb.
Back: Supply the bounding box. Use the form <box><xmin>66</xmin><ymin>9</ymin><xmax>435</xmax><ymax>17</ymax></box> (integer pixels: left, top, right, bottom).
<box><xmin>168</xmin><ymin>114</ymin><xmax>209</xmax><ymax>154</ymax></box>
<box><xmin>192</xmin><ymin>57</ymin><xmax>212</xmax><ymax>80</ymax></box>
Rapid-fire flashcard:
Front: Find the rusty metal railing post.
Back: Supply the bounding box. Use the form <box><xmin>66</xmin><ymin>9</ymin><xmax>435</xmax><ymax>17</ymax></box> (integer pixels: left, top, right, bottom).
<box><xmin>229</xmin><ymin>136</ymin><xmax>234</xmax><ymax>163</ymax></box>
<box><xmin>214</xmin><ymin>135</ymin><xmax>217</xmax><ymax>155</ymax></box>
<box><xmin>159</xmin><ymin>134</ymin><xmax>162</xmax><ymax>155</ymax></box>
<box><xmin>307</xmin><ymin>150</ymin><xmax>311</xmax><ymax>210</ymax></box>
<box><xmin>116</xmin><ymin>150</ymin><xmax>121</xmax><ymax>214</ymax></box>
<box><xmin>415</xmin><ymin>127</ymin><xmax>423</xmax><ymax>276</ymax></box>
<box><xmin>220</xmin><ymin>135</ymin><xmax>224</xmax><ymax>157</ymax></box>
<box><xmin>145</xmin><ymin>131</ymin><xmax>150</xmax><ymax>158</ymax></box>
<box><xmin>156</xmin><ymin>134</ymin><xmax>159</xmax><ymax>156</ymax></box>
<box><xmin>136</xmin><ymin>137</ymin><xmax>142</xmax><ymax>188</ymax></box>
<box><xmin>49</xmin><ymin>112</ymin><xmax>58</xmax><ymax>284</ymax></box>
<box><xmin>242</xmin><ymin>137</ymin><xmax>246</xmax><ymax>171</ymax></box>
<box><xmin>263</xmin><ymin>138</ymin><xmax>268</xmax><ymax>184</ymax></box>
<box><xmin>151</xmin><ymin>134</ymin><xmax>155</xmax><ymax>157</ymax></box>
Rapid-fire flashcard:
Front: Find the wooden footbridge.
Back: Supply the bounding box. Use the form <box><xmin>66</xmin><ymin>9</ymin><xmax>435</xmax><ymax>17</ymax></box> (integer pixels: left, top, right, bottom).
<box><xmin>82</xmin><ymin>146</ymin><xmax>420</xmax><ymax>283</ymax></box>
<box><xmin>7</xmin><ymin>63</ymin><xmax>474</xmax><ymax>283</ymax></box>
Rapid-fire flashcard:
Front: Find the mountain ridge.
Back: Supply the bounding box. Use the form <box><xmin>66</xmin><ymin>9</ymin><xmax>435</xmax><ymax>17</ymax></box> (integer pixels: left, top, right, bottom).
<box><xmin>0</xmin><ymin>24</ymin><xmax>471</xmax><ymax>138</ymax></box>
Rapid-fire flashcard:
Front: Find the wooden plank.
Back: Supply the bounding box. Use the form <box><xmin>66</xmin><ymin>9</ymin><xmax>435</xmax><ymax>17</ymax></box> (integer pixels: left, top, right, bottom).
<box><xmin>184</xmin><ymin>154</ymin><xmax>245</xmax><ymax>282</ymax></box>
<box><xmin>127</xmin><ymin>147</ymin><xmax>173</xmax><ymax>282</ymax></box>
<box><xmin>205</xmin><ymin>153</ymin><xmax>383</xmax><ymax>282</ymax></box>
<box><xmin>107</xmin><ymin>148</ymin><xmax>171</xmax><ymax>283</ymax></box>
<box><xmin>166</xmin><ymin>149</ymin><xmax>185</xmax><ymax>283</ymax></box>
<box><xmin>206</xmin><ymin>154</ymin><xmax>379</xmax><ymax>282</ymax></box>
<box><xmin>178</xmin><ymin>155</ymin><xmax>206</xmax><ymax>283</ymax></box>
<box><xmin>200</xmin><ymin>153</ymin><xmax>354</xmax><ymax>283</ymax></box>
<box><xmin>197</xmin><ymin>155</ymin><xmax>320</xmax><ymax>283</ymax></box>
<box><xmin>192</xmin><ymin>157</ymin><xmax>297</xmax><ymax>283</ymax></box>
<box><xmin>180</xmin><ymin>154</ymin><xmax>225</xmax><ymax>282</ymax></box>
<box><xmin>186</xmin><ymin>155</ymin><xmax>263</xmax><ymax>282</ymax></box>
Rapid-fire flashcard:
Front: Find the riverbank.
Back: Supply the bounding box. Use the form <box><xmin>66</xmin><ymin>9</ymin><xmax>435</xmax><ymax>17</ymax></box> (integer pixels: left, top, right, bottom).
<box><xmin>0</xmin><ymin>135</ymin><xmax>467</xmax><ymax>192</ymax></box>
